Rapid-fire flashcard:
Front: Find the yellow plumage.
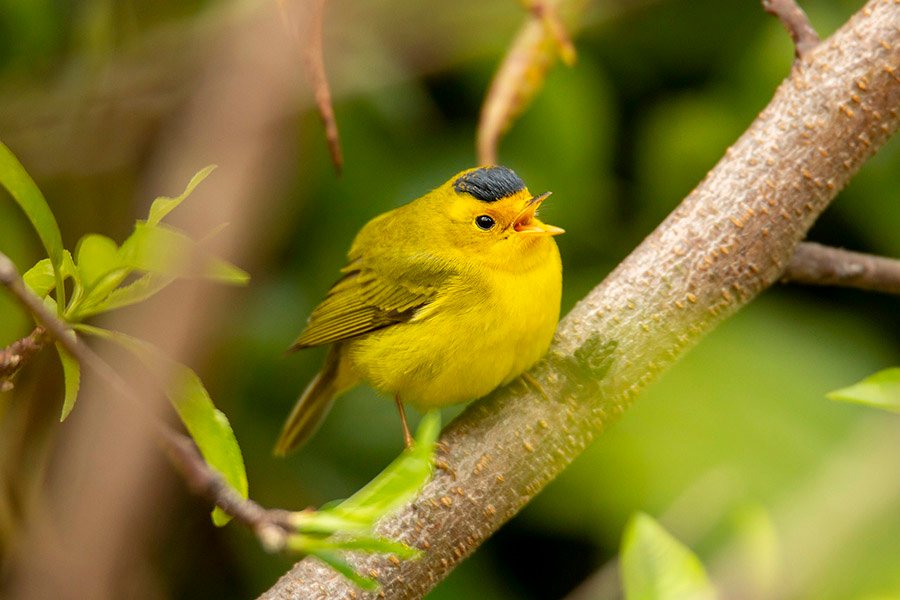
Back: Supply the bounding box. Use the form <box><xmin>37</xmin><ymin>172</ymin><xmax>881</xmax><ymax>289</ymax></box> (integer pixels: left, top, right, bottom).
<box><xmin>275</xmin><ymin>166</ymin><xmax>563</xmax><ymax>455</ymax></box>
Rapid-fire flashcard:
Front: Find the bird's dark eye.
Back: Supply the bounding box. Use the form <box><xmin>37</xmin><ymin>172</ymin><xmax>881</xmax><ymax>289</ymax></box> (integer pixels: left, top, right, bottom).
<box><xmin>475</xmin><ymin>215</ymin><xmax>495</xmax><ymax>230</ymax></box>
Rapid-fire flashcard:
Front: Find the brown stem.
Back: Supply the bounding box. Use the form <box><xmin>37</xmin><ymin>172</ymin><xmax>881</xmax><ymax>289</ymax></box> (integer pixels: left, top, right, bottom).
<box><xmin>782</xmin><ymin>242</ymin><xmax>900</xmax><ymax>295</ymax></box>
<box><xmin>277</xmin><ymin>0</ymin><xmax>343</xmax><ymax>175</ymax></box>
<box><xmin>0</xmin><ymin>252</ymin><xmax>296</xmax><ymax>548</ymax></box>
<box><xmin>265</xmin><ymin>2</ymin><xmax>900</xmax><ymax>597</ymax></box>
<box><xmin>0</xmin><ymin>326</ymin><xmax>47</xmax><ymax>390</ymax></box>
<box><xmin>762</xmin><ymin>0</ymin><xmax>820</xmax><ymax>59</ymax></box>
<box><xmin>305</xmin><ymin>0</ymin><xmax>343</xmax><ymax>176</ymax></box>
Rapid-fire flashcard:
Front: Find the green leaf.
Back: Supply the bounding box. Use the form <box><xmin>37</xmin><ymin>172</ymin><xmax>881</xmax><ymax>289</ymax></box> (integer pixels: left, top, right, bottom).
<box><xmin>147</xmin><ymin>165</ymin><xmax>216</xmax><ymax>226</ymax></box>
<box><xmin>0</xmin><ymin>141</ymin><xmax>67</xmax><ymax>309</ymax></box>
<box><xmin>171</xmin><ymin>366</ymin><xmax>248</xmax><ymax>526</ymax></box>
<box><xmin>75</xmin><ymin>233</ymin><xmax>123</xmax><ymax>288</ymax></box>
<box><xmin>76</xmin><ymin>272</ymin><xmax>174</xmax><ymax>318</ymax></box>
<box><xmin>55</xmin><ymin>341</ymin><xmax>81</xmax><ymax>421</ymax></box>
<box><xmin>23</xmin><ymin>259</ymin><xmax>56</xmax><ymax>297</ymax></box>
<box><xmin>119</xmin><ymin>222</ymin><xmax>248</xmax><ymax>284</ymax></box>
<box><xmin>286</xmin><ymin>533</ymin><xmax>418</xmax><ymax>559</ymax></box>
<box><xmin>309</xmin><ymin>551</ymin><xmax>379</xmax><ymax>592</ymax></box>
<box><xmin>325</xmin><ymin>411</ymin><xmax>439</xmax><ymax>526</ymax></box>
<box><xmin>24</xmin><ymin>252</ymin><xmax>78</xmax><ymax>300</ymax></box>
<box><xmin>75</xmin><ymin>325</ymin><xmax>248</xmax><ymax>525</ymax></box>
<box><xmin>77</xmin><ymin>267</ymin><xmax>132</xmax><ymax>313</ymax></box>
<box><xmin>827</xmin><ymin>368</ymin><xmax>900</xmax><ymax>413</ymax></box>
<box><xmin>621</xmin><ymin>513</ymin><xmax>716</xmax><ymax>600</ymax></box>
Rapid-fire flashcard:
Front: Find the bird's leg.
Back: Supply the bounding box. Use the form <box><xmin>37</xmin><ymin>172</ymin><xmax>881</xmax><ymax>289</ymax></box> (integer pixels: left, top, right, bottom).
<box><xmin>521</xmin><ymin>371</ymin><xmax>549</xmax><ymax>401</ymax></box>
<box><xmin>395</xmin><ymin>396</ymin><xmax>414</xmax><ymax>449</ymax></box>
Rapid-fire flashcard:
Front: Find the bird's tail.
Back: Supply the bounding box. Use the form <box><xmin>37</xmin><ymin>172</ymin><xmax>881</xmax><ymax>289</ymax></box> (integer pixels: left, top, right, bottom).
<box><xmin>274</xmin><ymin>345</ymin><xmax>355</xmax><ymax>456</ymax></box>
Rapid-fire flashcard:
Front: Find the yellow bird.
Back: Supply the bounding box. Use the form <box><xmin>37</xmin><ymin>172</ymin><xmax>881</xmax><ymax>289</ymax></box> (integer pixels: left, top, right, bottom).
<box><xmin>274</xmin><ymin>166</ymin><xmax>563</xmax><ymax>455</ymax></box>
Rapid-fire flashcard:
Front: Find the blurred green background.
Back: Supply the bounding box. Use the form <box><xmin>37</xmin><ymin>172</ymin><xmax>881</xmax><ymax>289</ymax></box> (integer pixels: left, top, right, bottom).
<box><xmin>1</xmin><ymin>0</ymin><xmax>899</xmax><ymax>598</ymax></box>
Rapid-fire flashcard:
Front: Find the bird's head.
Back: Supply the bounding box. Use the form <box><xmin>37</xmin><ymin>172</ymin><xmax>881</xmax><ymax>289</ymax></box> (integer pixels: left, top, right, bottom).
<box><xmin>425</xmin><ymin>166</ymin><xmax>563</xmax><ymax>260</ymax></box>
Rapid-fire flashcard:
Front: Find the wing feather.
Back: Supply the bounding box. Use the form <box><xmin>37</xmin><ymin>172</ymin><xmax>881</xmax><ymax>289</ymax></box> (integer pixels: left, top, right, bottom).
<box><xmin>291</xmin><ymin>254</ymin><xmax>457</xmax><ymax>349</ymax></box>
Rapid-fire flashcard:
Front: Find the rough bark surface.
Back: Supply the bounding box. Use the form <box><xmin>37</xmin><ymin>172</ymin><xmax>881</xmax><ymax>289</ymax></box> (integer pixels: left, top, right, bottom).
<box><xmin>263</xmin><ymin>2</ymin><xmax>900</xmax><ymax>598</ymax></box>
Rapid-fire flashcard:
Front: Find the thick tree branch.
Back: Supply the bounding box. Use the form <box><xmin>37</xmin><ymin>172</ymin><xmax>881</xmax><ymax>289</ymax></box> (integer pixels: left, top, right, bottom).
<box><xmin>762</xmin><ymin>0</ymin><xmax>820</xmax><ymax>59</ymax></box>
<box><xmin>0</xmin><ymin>252</ymin><xmax>296</xmax><ymax>548</ymax></box>
<box><xmin>783</xmin><ymin>242</ymin><xmax>900</xmax><ymax>295</ymax></box>
<box><xmin>265</xmin><ymin>1</ymin><xmax>900</xmax><ymax>598</ymax></box>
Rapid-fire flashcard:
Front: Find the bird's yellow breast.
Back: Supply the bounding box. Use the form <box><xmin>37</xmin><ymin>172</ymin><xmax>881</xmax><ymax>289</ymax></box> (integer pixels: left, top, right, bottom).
<box><xmin>346</xmin><ymin>238</ymin><xmax>562</xmax><ymax>409</ymax></box>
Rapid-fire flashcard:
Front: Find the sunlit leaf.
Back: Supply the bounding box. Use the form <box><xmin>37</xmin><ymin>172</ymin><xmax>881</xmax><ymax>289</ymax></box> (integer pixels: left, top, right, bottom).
<box><xmin>310</xmin><ymin>550</ymin><xmax>379</xmax><ymax>592</ymax></box>
<box><xmin>77</xmin><ymin>267</ymin><xmax>132</xmax><ymax>313</ymax></box>
<box><xmin>74</xmin><ymin>324</ymin><xmax>248</xmax><ymax>525</ymax></box>
<box><xmin>24</xmin><ymin>252</ymin><xmax>78</xmax><ymax>302</ymax></box>
<box><xmin>0</xmin><ymin>141</ymin><xmax>67</xmax><ymax>308</ymax></box>
<box><xmin>119</xmin><ymin>222</ymin><xmax>248</xmax><ymax>284</ymax></box>
<box><xmin>621</xmin><ymin>512</ymin><xmax>716</xmax><ymax>600</ymax></box>
<box><xmin>75</xmin><ymin>233</ymin><xmax>123</xmax><ymax>288</ymax></box>
<box><xmin>55</xmin><ymin>341</ymin><xmax>80</xmax><ymax>421</ymax></box>
<box><xmin>325</xmin><ymin>411</ymin><xmax>439</xmax><ymax>526</ymax></box>
<box><xmin>77</xmin><ymin>272</ymin><xmax>174</xmax><ymax>318</ymax></box>
<box><xmin>827</xmin><ymin>368</ymin><xmax>900</xmax><ymax>413</ymax></box>
<box><xmin>147</xmin><ymin>165</ymin><xmax>217</xmax><ymax>226</ymax></box>
<box><xmin>23</xmin><ymin>259</ymin><xmax>56</xmax><ymax>298</ymax></box>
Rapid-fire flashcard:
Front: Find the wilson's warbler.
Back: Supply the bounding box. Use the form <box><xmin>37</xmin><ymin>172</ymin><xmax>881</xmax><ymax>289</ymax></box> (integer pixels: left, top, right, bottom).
<box><xmin>274</xmin><ymin>166</ymin><xmax>563</xmax><ymax>455</ymax></box>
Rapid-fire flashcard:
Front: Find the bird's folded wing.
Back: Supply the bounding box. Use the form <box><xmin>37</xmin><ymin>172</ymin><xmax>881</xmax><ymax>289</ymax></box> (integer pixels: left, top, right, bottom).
<box><xmin>290</xmin><ymin>254</ymin><xmax>458</xmax><ymax>349</ymax></box>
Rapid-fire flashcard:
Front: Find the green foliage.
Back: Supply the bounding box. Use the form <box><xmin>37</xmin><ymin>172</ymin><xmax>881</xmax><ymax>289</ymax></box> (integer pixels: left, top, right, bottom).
<box><xmin>621</xmin><ymin>513</ymin><xmax>716</xmax><ymax>600</ymax></box>
<box><xmin>0</xmin><ymin>140</ymin><xmax>67</xmax><ymax>309</ymax></box>
<box><xmin>1</xmin><ymin>149</ymin><xmax>250</xmax><ymax>524</ymax></box>
<box><xmin>828</xmin><ymin>368</ymin><xmax>900</xmax><ymax>413</ymax></box>
<box><xmin>284</xmin><ymin>412</ymin><xmax>439</xmax><ymax>589</ymax></box>
<box><xmin>55</xmin><ymin>339</ymin><xmax>80</xmax><ymax>421</ymax></box>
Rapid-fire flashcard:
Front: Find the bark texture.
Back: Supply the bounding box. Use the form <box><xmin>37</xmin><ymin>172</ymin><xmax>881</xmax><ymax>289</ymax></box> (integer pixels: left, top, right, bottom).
<box><xmin>263</xmin><ymin>2</ymin><xmax>900</xmax><ymax>597</ymax></box>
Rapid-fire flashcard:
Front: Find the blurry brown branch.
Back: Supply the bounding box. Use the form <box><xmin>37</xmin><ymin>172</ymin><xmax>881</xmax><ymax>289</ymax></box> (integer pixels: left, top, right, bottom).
<box><xmin>266</xmin><ymin>1</ymin><xmax>900</xmax><ymax>597</ymax></box>
<box><xmin>305</xmin><ymin>0</ymin><xmax>343</xmax><ymax>175</ymax></box>
<box><xmin>0</xmin><ymin>251</ymin><xmax>296</xmax><ymax>548</ymax></box>
<box><xmin>524</xmin><ymin>0</ymin><xmax>577</xmax><ymax>66</ymax></box>
<box><xmin>159</xmin><ymin>428</ymin><xmax>295</xmax><ymax>549</ymax></box>
<box><xmin>0</xmin><ymin>327</ymin><xmax>46</xmax><ymax>391</ymax></box>
<box><xmin>477</xmin><ymin>0</ymin><xmax>579</xmax><ymax>165</ymax></box>
<box><xmin>762</xmin><ymin>0</ymin><xmax>820</xmax><ymax>59</ymax></box>
<box><xmin>279</xmin><ymin>0</ymin><xmax>343</xmax><ymax>175</ymax></box>
<box><xmin>782</xmin><ymin>242</ymin><xmax>900</xmax><ymax>295</ymax></box>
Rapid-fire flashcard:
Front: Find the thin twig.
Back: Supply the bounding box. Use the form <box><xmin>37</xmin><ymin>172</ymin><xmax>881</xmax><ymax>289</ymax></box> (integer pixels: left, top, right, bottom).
<box><xmin>0</xmin><ymin>251</ymin><xmax>296</xmax><ymax>548</ymax></box>
<box><xmin>525</xmin><ymin>0</ymin><xmax>577</xmax><ymax>66</ymax></box>
<box><xmin>477</xmin><ymin>0</ymin><xmax>579</xmax><ymax>165</ymax></box>
<box><xmin>0</xmin><ymin>326</ymin><xmax>47</xmax><ymax>390</ymax></box>
<box><xmin>279</xmin><ymin>0</ymin><xmax>343</xmax><ymax>175</ymax></box>
<box><xmin>305</xmin><ymin>0</ymin><xmax>343</xmax><ymax>175</ymax></box>
<box><xmin>782</xmin><ymin>242</ymin><xmax>900</xmax><ymax>295</ymax></box>
<box><xmin>762</xmin><ymin>0</ymin><xmax>820</xmax><ymax>59</ymax></box>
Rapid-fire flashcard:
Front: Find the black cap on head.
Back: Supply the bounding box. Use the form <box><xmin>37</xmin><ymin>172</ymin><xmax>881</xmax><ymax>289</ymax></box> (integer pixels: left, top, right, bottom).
<box><xmin>453</xmin><ymin>166</ymin><xmax>525</xmax><ymax>202</ymax></box>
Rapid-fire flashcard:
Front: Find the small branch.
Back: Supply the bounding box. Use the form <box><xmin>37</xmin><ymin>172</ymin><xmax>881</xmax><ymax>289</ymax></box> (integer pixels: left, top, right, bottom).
<box><xmin>477</xmin><ymin>0</ymin><xmax>580</xmax><ymax>165</ymax></box>
<box><xmin>0</xmin><ymin>326</ymin><xmax>47</xmax><ymax>390</ymax></box>
<box><xmin>0</xmin><ymin>251</ymin><xmax>296</xmax><ymax>549</ymax></box>
<box><xmin>782</xmin><ymin>242</ymin><xmax>900</xmax><ymax>295</ymax></box>
<box><xmin>762</xmin><ymin>0</ymin><xmax>820</xmax><ymax>59</ymax></box>
<box><xmin>158</xmin><ymin>427</ymin><xmax>296</xmax><ymax>550</ymax></box>
<box><xmin>279</xmin><ymin>0</ymin><xmax>343</xmax><ymax>175</ymax></box>
<box><xmin>524</xmin><ymin>0</ymin><xmax>577</xmax><ymax>66</ymax></box>
<box><xmin>305</xmin><ymin>0</ymin><xmax>343</xmax><ymax>176</ymax></box>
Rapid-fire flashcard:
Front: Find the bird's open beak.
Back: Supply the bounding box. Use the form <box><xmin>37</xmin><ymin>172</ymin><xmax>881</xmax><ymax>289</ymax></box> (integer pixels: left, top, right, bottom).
<box><xmin>513</xmin><ymin>191</ymin><xmax>565</xmax><ymax>236</ymax></box>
